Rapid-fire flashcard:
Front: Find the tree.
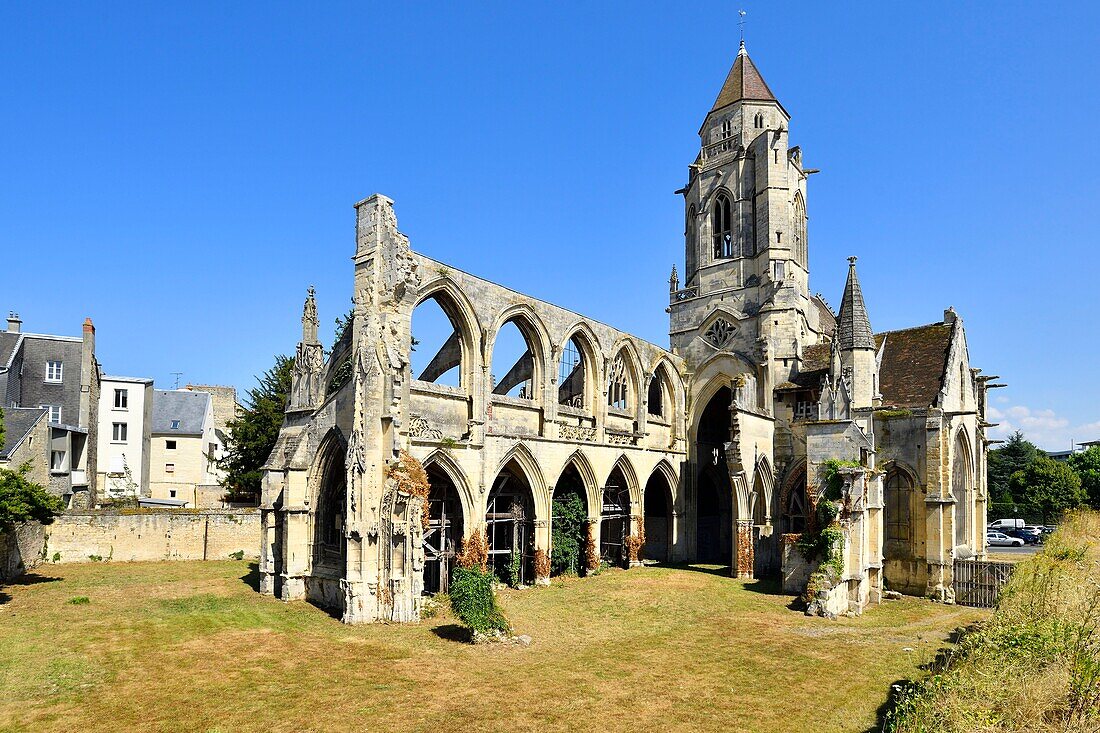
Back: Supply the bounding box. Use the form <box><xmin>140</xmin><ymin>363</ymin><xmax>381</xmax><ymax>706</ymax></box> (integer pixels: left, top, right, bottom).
<box><xmin>219</xmin><ymin>355</ymin><xmax>293</xmax><ymax>504</ymax></box>
<box><xmin>1009</xmin><ymin>455</ymin><xmax>1085</xmax><ymax>522</ymax></box>
<box><xmin>988</xmin><ymin>431</ymin><xmax>1039</xmax><ymax>504</ymax></box>
<box><xmin>0</xmin><ymin>463</ymin><xmax>63</xmax><ymax>530</ymax></box>
<box><xmin>1068</xmin><ymin>446</ymin><xmax>1100</xmax><ymax>509</ymax></box>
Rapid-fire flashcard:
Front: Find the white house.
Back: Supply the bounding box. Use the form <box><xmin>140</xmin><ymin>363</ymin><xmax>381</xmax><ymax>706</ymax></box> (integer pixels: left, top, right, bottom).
<box><xmin>148</xmin><ymin>389</ymin><xmax>227</xmax><ymax>507</ymax></box>
<box><xmin>95</xmin><ymin>375</ymin><xmax>154</xmax><ymax>499</ymax></box>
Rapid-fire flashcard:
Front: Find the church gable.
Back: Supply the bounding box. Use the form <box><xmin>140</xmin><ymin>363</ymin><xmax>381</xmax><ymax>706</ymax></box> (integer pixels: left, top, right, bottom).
<box><xmin>875</xmin><ymin>322</ymin><xmax>954</xmax><ymax>408</ymax></box>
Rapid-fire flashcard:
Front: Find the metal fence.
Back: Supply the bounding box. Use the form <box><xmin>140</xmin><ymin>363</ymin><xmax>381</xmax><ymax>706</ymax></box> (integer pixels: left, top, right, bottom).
<box><xmin>953</xmin><ymin>559</ymin><xmax>1015</xmax><ymax>608</ymax></box>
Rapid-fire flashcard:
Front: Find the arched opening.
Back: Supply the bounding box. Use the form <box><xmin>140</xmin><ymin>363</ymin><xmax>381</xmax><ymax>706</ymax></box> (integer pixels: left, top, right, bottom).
<box><xmin>491</xmin><ymin>319</ymin><xmax>537</xmax><ymax>399</ymax></box>
<box><xmin>953</xmin><ymin>432</ymin><xmax>973</xmax><ymax>548</ymax></box>
<box><xmin>486</xmin><ymin>460</ymin><xmax>536</xmax><ymax>584</ymax></box>
<box><xmin>752</xmin><ymin>470</ymin><xmax>768</xmax><ymax>526</ymax></box>
<box><xmin>643</xmin><ymin>469</ymin><xmax>674</xmax><ymax>563</ymax></box>
<box><xmin>712</xmin><ymin>193</ymin><xmax>734</xmax><ymax>259</ymax></box>
<box><xmin>884</xmin><ymin>468</ymin><xmax>913</xmax><ymax>560</ymax></box>
<box><xmin>695</xmin><ymin>386</ymin><xmax>733</xmax><ymax>564</ymax></box>
<box><xmin>423</xmin><ymin>464</ymin><xmax>465</xmax><ymax>594</ymax></box>
<box><xmin>600</xmin><ymin>465</ymin><xmax>632</xmax><ymax>564</ymax></box>
<box><xmin>410</xmin><ymin>294</ymin><xmax>465</xmax><ymax>389</ymax></box>
<box><xmin>686</xmin><ymin>204</ymin><xmax>697</xmax><ymax>278</ymax></box>
<box><xmin>781</xmin><ymin>467</ymin><xmax>808</xmax><ymax>534</ymax></box>
<box><xmin>312</xmin><ymin>441</ymin><xmax>347</xmax><ymax>574</ymax></box>
<box><xmin>558</xmin><ymin>335</ymin><xmax>588</xmax><ymax>409</ymax></box>
<box><xmin>551</xmin><ymin>463</ymin><xmax>589</xmax><ymax>576</ymax></box>
<box><xmin>647</xmin><ymin>365</ymin><xmax>672</xmax><ymax>419</ymax></box>
<box><xmin>607</xmin><ymin>352</ymin><xmax>634</xmax><ymax>413</ymax></box>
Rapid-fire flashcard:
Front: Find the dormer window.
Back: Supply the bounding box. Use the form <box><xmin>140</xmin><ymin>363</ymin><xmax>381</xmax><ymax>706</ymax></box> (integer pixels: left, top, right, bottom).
<box><xmin>171</xmin><ymin>419</ymin><xmax>181</xmax><ymax>430</ymax></box>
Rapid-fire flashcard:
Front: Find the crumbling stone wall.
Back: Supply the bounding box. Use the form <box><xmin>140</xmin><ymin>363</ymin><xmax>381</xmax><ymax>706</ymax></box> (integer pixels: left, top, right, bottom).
<box><xmin>0</xmin><ymin>522</ymin><xmax>46</xmax><ymax>583</ymax></box>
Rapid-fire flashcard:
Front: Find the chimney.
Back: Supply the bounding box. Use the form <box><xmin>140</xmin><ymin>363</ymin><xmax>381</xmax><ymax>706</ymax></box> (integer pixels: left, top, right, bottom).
<box><xmin>943</xmin><ymin>307</ymin><xmax>957</xmax><ymax>325</ymax></box>
<box><xmin>7</xmin><ymin>311</ymin><xmax>21</xmax><ymax>333</ymax></box>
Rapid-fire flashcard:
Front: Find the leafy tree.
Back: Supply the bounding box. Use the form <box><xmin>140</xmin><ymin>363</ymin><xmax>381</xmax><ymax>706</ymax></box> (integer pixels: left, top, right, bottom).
<box><xmin>988</xmin><ymin>431</ymin><xmax>1039</xmax><ymax>504</ymax></box>
<box><xmin>326</xmin><ymin>306</ymin><xmax>354</xmax><ymax>396</ymax></box>
<box><xmin>1068</xmin><ymin>446</ymin><xmax>1100</xmax><ymax>509</ymax></box>
<box><xmin>219</xmin><ymin>355</ymin><xmax>293</xmax><ymax>504</ymax></box>
<box><xmin>550</xmin><ymin>491</ymin><xmax>587</xmax><ymax>575</ymax></box>
<box><xmin>0</xmin><ymin>463</ymin><xmax>63</xmax><ymax>530</ymax></box>
<box><xmin>1008</xmin><ymin>455</ymin><xmax>1085</xmax><ymax>522</ymax></box>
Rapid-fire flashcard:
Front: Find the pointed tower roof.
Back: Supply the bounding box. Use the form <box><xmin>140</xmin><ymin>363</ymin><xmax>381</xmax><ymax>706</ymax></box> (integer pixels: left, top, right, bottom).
<box><xmin>837</xmin><ymin>257</ymin><xmax>875</xmax><ymax>350</ymax></box>
<box><xmin>709</xmin><ymin>42</ymin><xmax>781</xmax><ymax>114</ymax></box>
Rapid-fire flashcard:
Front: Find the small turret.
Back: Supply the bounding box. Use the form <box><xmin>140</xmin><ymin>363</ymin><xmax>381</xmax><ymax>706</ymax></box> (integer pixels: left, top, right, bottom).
<box><xmin>837</xmin><ymin>257</ymin><xmax>877</xmax><ymax>408</ymax></box>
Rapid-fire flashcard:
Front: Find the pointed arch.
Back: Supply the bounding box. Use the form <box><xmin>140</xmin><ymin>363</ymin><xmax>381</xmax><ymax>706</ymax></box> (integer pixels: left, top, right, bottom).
<box><xmin>646</xmin><ymin>355</ymin><xmax>685</xmax><ymax>423</ymax></box>
<box><xmin>495</xmin><ymin>442</ymin><xmax>548</xmax><ymax>523</ymax></box>
<box><xmin>487</xmin><ymin>303</ymin><xmax>552</xmax><ymax>402</ymax></box>
<box><xmin>556</xmin><ymin>449</ymin><xmax>600</xmax><ymax>517</ymax></box>
<box><xmin>420</xmin><ymin>448</ymin><xmax>478</xmax><ymax>533</ymax></box>
<box><xmin>607</xmin><ymin>339</ymin><xmax>643</xmax><ymax>414</ymax></box>
<box><xmin>793</xmin><ymin>191</ymin><xmax>807</xmax><ymax>267</ymax></box>
<box><xmin>882</xmin><ymin>460</ymin><xmax>918</xmax><ymax>558</ymax></box>
<box><xmin>953</xmin><ymin>427</ymin><xmax>974</xmax><ymax>548</ymax></box>
<box><xmin>753</xmin><ymin>454</ymin><xmax>775</xmax><ymax>525</ymax></box>
<box><xmin>557</xmin><ymin>322</ymin><xmax>602</xmax><ymax>412</ymax></box>
<box><xmin>712</xmin><ymin>188</ymin><xmax>735</xmax><ymax>259</ymax></box>
<box><xmin>607</xmin><ymin>453</ymin><xmax>642</xmax><ymax>511</ymax></box>
<box><xmin>411</xmin><ymin>277</ymin><xmax>482</xmax><ymax>391</ymax></box>
<box><xmin>310</xmin><ymin>427</ymin><xmax>348</xmax><ymax>576</ymax></box>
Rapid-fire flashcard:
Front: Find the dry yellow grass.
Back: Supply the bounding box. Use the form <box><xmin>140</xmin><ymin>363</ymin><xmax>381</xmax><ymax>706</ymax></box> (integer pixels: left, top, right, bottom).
<box><xmin>0</xmin><ymin>561</ymin><xmax>986</xmax><ymax>733</ymax></box>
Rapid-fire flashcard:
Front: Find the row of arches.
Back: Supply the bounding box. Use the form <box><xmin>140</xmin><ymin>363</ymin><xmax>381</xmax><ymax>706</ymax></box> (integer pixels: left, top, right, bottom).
<box><xmin>409</xmin><ymin>284</ymin><xmax>681</xmax><ymax>420</ymax></box>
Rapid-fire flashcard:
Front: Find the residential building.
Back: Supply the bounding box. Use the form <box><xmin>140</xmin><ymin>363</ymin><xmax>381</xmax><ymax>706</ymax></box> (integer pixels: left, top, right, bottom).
<box><xmin>0</xmin><ymin>407</ymin><xmax>51</xmax><ymax>489</ymax></box>
<box><xmin>96</xmin><ymin>376</ymin><xmax>155</xmax><ymax>499</ymax></box>
<box><xmin>148</xmin><ymin>389</ymin><xmax>226</xmax><ymax>507</ymax></box>
<box><xmin>0</xmin><ymin>312</ymin><xmax>101</xmax><ymax>506</ymax></box>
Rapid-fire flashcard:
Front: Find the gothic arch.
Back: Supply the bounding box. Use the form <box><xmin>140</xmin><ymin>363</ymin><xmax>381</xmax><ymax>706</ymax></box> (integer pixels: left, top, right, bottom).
<box><xmin>793</xmin><ymin>191</ymin><xmax>808</xmax><ymax>267</ymax></box>
<box><xmin>310</xmin><ymin>428</ymin><xmax>348</xmax><ymax>575</ymax></box>
<box><xmin>643</xmin><ymin>462</ymin><xmax>677</xmax><ymax>563</ymax></box>
<box><xmin>556</xmin><ymin>449</ymin><xmax>600</xmax><ymax>518</ymax></box>
<box><xmin>646</xmin><ymin>355</ymin><xmax>685</xmax><ymax>422</ymax></box>
<box><xmin>778</xmin><ymin>457</ymin><xmax>809</xmax><ymax>535</ymax></box>
<box><xmin>557</xmin><ymin>322</ymin><xmax>602</xmax><ymax>413</ymax></box>
<box><xmin>606</xmin><ymin>453</ymin><xmax>642</xmax><ymax>512</ymax></box>
<box><xmin>882</xmin><ymin>460</ymin><xmax>919</xmax><ymax>557</ymax></box>
<box><xmin>411</xmin><ymin>278</ymin><xmax>483</xmax><ymax>391</ymax></box>
<box><xmin>608</xmin><ymin>339</ymin><xmax>643</xmax><ymax>414</ymax></box>
<box><xmin>952</xmin><ymin>427</ymin><xmax>974</xmax><ymax>548</ymax></box>
<box><xmin>420</xmin><ymin>448</ymin><xmax>478</xmax><ymax>533</ymax></box>
<box><xmin>753</xmin><ymin>455</ymin><xmax>775</xmax><ymax>525</ymax></box>
<box><xmin>486</xmin><ymin>303</ymin><xmax>553</xmax><ymax>401</ymax></box>
<box><xmin>495</xmin><ymin>442</ymin><xmax>549</xmax><ymax>524</ymax></box>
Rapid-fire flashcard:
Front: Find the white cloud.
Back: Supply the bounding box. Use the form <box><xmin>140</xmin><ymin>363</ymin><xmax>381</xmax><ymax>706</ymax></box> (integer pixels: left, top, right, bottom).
<box><xmin>988</xmin><ymin>403</ymin><xmax>1100</xmax><ymax>451</ymax></box>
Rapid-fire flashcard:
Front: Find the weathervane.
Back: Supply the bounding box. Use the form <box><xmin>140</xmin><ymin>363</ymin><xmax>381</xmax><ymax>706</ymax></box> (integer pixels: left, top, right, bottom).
<box><xmin>739</xmin><ymin>9</ymin><xmax>747</xmax><ymax>46</ymax></box>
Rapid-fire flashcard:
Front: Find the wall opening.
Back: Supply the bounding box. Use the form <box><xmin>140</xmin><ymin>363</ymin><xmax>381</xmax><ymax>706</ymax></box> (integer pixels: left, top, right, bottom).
<box><xmin>643</xmin><ymin>469</ymin><xmax>673</xmax><ymax>563</ymax></box>
<box><xmin>423</xmin><ymin>464</ymin><xmax>464</xmax><ymax>594</ymax></box>
<box><xmin>600</xmin><ymin>465</ymin><xmax>631</xmax><ymax>564</ymax></box>
<box><xmin>491</xmin><ymin>319</ymin><xmax>536</xmax><ymax>399</ymax></box>
<box><xmin>410</xmin><ymin>295</ymin><xmax>464</xmax><ymax>389</ymax></box>
<box><xmin>551</xmin><ymin>463</ymin><xmax>589</xmax><ymax>576</ymax></box>
<box><xmin>486</xmin><ymin>460</ymin><xmax>535</xmax><ymax>584</ymax></box>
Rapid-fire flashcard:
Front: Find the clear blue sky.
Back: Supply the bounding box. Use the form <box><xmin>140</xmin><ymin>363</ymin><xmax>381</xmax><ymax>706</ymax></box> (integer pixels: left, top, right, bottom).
<box><xmin>2</xmin><ymin>3</ymin><xmax>1097</xmax><ymax>450</ymax></box>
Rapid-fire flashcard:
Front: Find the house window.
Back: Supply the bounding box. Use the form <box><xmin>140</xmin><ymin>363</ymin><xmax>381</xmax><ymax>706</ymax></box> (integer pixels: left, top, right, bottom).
<box><xmin>170</xmin><ymin>419</ymin><xmax>181</xmax><ymax>430</ymax></box>
<box><xmin>165</xmin><ymin>463</ymin><xmax>175</xmax><ymax>473</ymax></box>
<box><xmin>112</xmin><ymin>422</ymin><xmax>128</xmax><ymax>442</ymax></box>
<box><xmin>166</xmin><ymin>440</ymin><xmax>177</xmax><ymax>450</ymax></box>
<box><xmin>169</xmin><ymin>489</ymin><xmax>177</xmax><ymax>498</ymax></box>
<box><xmin>114</xmin><ymin>389</ymin><xmax>128</xmax><ymax>409</ymax></box>
<box><xmin>40</xmin><ymin>404</ymin><xmax>61</xmax><ymax>424</ymax></box>
<box><xmin>50</xmin><ymin>450</ymin><xmax>66</xmax><ymax>471</ymax></box>
<box><xmin>45</xmin><ymin>360</ymin><xmax>63</xmax><ymax>382</ymax></box>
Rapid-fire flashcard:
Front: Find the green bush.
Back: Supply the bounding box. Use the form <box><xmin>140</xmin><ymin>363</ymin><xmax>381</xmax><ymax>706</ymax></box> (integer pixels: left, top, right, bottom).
<box><xmin>0</xmin><ymin>462</ymin><xmax>63</xmax><ymax>529</ymax></box>
<box><xmin>551</xmin><ymin>491</ymin><xmax>586</xmax><ymax>575</ymax></box>
<box><xmin>449</xmin><ymin>565</ymin><xmax>509</xmax><ymax>636</ymax></box>
<box><xmin>67</xmin><ymin>596</ymin><xmax>89</xmax><ymax>605</ymax></box>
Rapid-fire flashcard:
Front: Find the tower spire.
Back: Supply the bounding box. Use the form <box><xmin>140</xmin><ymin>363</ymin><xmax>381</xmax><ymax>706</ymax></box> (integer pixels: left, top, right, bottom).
<box><xmin>837</xmin><ymin>257</ymin><xmax>874</xmax><ymax>350</ymax></box>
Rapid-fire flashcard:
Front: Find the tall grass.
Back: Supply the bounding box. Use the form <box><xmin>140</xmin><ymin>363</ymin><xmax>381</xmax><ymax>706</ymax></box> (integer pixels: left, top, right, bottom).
<box><xmin>887</xmin><ymin>511</ymin><xmax>1100</xmax><ymax>732</ymax></box>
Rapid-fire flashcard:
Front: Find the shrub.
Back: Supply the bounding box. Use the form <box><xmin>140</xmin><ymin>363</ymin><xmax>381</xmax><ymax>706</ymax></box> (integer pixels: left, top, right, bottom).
<box><xmin>507</xmin><ymin>547</ymin><xmax>522</xmax><ymax>588</ymax></box>
<box><xmin>0</xmin><ymin>463</ymin><xmax>63</xmax><ymax>530</ymax></box>
<box><xmin>551</xmin><ymin>491</ymin><xmax>586</xmax><ymax>575</ymax></box>
<box><xmin>456</xmin><ymin>527</ymin><xmax>488</xmax><ymax>571</ymax></box>
<box><xmin>449</xmin><ymin>565</ymin><xmax>510</xmax><ymax>636</ymax></box>
<box><xmin>67</xmin><ymin>596</ymin><xmax>89</xmax><ymax>605</ymax></box>
<box><xmin>229</xmin><ymin>550</ymin><xmax>245</xmax><ymax>561</ymax></box>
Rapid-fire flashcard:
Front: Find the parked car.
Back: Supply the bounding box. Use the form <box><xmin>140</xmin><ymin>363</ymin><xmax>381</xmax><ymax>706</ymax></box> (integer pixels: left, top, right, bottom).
<box><xmin>989</xmin><ymin>518</ymin><xmax>1026</xmax><ymax>530</ymax></box>
<box><xmin>1041</xmin><ymin>526</ymin><xmax>1058</xmax><ymax>538</ymax></box>
<box><xmin>1003</xmin><ymin>527</ymin><xmax>1042</xmax><ymax>545</ymax></box>
<box><xmin>987</xmin><ymin>531</ymin><xmax>1025</xmax><ymax>548</ymax></box>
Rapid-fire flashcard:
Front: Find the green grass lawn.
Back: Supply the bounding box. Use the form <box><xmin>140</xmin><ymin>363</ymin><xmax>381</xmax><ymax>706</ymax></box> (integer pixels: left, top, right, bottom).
<box><xmin>0</xmin><ymin>561</ymin><xmax>986</xmax><ymax>733</ymax></box>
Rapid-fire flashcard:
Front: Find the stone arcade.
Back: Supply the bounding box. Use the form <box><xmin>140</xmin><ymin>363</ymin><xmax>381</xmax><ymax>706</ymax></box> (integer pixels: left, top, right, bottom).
<box><xmin>260</xmin><ymin>42</ymin><xmax>992</xmax><ymax>622</ymax></box>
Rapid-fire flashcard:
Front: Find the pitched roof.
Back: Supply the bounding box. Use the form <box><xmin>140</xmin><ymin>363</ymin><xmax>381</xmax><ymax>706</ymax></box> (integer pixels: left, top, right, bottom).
<box><xmin>0</xmin><ymin>331</ymin><xmax>21</xmax><ymax>369</ymax></box>
<box><xmin>789</xmin><ymin>342</ymin><xmax>831</xmax><ymax>389</ymax></box>
<box><xmin>876</xmin><ymin>322</ymin><xmax>955</xmax><ymax>408</ymax></box>
<box><xmin>837</xmin><ymin>258</ymin><xmax>875</xmax><ymax>350</ymax></box>
<box><xmin>0</xmin><ymin>407</ymin><xmax>47</xmax><ymax>459</ymax></box>
<box><xmin>709</xmin><ymin>44</ymin><xmax>780</xmax><ymax>114</ymax></box>
<box><xmin>152</xmin><ymin>389</ymin><xmax>209</xmax><ymax>435</ymax></box>
<box><xmin>812</xmin><ymin>295</ymin><xmax>837</xmax><ymax>336</ymax></box>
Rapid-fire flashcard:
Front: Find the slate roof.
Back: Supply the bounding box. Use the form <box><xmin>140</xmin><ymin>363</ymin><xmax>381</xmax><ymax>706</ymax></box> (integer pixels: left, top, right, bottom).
<box><xmin>837</xmin><ymin>259</ymin><xmax>875</xmax><ymax>350</ymax></box>
<box><xmin>788</xmin><ymin>342</ymin><xmax>832</xmax><ymax>389</ymax></box>
<box><xmin>0</xmin><ymin>332</ymin><xmax>20</xmax><ymax>368</ymax></box>
<box><xmin>710</xmin><ymin>44</ymin><xmax>780</xmax><ymax>114</ymax></box>
<box><xmin>0</xmin><ymin>407</ymin><xmax>48</xmax><ymax>459</ymax></box>
<box><xmin>875</xmin><ymin>322</ymin><xmax>955</xmax><ymax>408</ymax></box>
<box><xmin>152</xmin><ymin>389</ymin><xmax>209</xmax><ymax>435</ymax></box>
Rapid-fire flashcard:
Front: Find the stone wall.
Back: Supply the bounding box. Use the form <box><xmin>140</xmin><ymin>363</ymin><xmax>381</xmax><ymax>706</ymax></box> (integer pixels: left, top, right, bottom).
<box><xmin>42</xmin><ymin>510</ymin><xmax>259</xmax><ymax>564</ymax></box>
<box><xmin>0</xmin><ymin>522</ymin><xmax>46</xmax><ymax>583</ymax></box>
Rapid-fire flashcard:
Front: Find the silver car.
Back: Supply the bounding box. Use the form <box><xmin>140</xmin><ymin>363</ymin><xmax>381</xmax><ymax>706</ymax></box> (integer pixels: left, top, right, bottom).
<box><xmin>987</xmin><ymin>531</ymin><xmax>1024</xmax><ymax>548</ymax></box>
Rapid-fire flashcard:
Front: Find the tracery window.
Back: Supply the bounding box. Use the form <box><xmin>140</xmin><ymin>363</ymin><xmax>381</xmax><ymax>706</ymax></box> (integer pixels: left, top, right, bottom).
<box><xmin>793</xmin><ymin>193</ymin><xmax>807</xmax><ymax>266</ymax></box>
<box><xmin>704</xmin><ymin>318</ymin><xmax>736</xmax><ymax>348</ymax></box>
<box><xmin>721</xmin><ymin>118</ymin><xmax>733</xmax><ymax>139</ymax></box>
<box><xmin>712</xmin><ymin>193</ymin><xmax>735</xmax><ymax>259</ymax></box>
<box><xmin>558</xmin><ymin>337</ymin><xmax>586</xmax><ymax>409</ymax></box>
<box><xmin>607</xmin><ymin>355</ymin><xmax>630</xmax><ymax>411</ymax></box>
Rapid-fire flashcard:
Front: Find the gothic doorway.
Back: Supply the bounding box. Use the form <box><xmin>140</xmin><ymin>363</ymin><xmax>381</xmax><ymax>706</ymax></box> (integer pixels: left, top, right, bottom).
<box><xmin>312</xmin><ymin>436</ymin><xmax>347</xmax><ymax>575</ymax></box>
<box><xmin>551</xmin><ymin>463</ymin><xmax>589</xmax><ymax>576</ymax></box>
<box><xmin>423</xmin><ymin>465</ymin><xmax>464</xmax><ymax>594</ymax></box>
<box><xmin>694</xmin><ymin>386</ymin><xmax>734</xmax><ymax>565</ymax></box>
<box><xmin>643</xmin><ymin>469</ymin><xmax>674</xmax><ymax>563</ymax></box>
<box><xmin>486</xmin><ymin>460</ymin><xmax>535</xmax><ymax>585</ymax></box>
<box><xmin>600</xmin><ymin>466</ymin><xmax>631</xmax><ymax>564</ymax></box>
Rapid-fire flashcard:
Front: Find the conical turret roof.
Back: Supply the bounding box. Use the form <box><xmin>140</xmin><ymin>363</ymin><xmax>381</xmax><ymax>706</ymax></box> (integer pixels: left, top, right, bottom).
<box><xmin>837</xmin><ymin>257</ymin><xmax>875</xmax><ymax>350</ymax></box>
<box><xmin>709</xmin><ymin>42</ymin><xmax>780</xmax><ymax>114</ymax></box>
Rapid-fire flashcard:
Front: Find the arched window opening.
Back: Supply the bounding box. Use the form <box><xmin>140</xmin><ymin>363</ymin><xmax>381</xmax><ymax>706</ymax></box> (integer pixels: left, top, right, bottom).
<box><xmin>423</xmin><ymin>464</ymin><xmax>464</xmax><ymax>594</ymax></box>
<box><xmin>551</xmin><ymin>463</ymin><xmax>589</xmax><ymax>576</ymax></box>
<box><xmin>643</xmin><ymin>470</ymin><xmax>674</xmax><ymax>563</ymax></box>
<box><xmin>491</xmin><ymin>319</ymin><xmax>536</xmax><ymax>399</ymax></box>
<box><xmin>558</xmin><ymin>336</ymin><xmax>587</xmax><ymax>409</ymax></box>
<box><xmin>953</xmin><ymin>433</ymin><xmax>972</xmax><ymax>548</ymax></box>
<box><xmin>712</xmin><ymin>193</ymin><xmax>735</xmax><ymax>259</ymax></box>
<box><xmin>686</xmin><ymin>204</ymin><xmax>697</xmax><ymax>277</ymax></box>
<box><xmin>721</xmin><ymin>118</ymin><xmax>733</xmax><ymax>139</ymax></box>
<box><xmin>794</xmin><ymin>193</ymin><xmax>807</xmax><ymax>267</ymax></box>
<box><xmin>600</xmin><ymin>466</ymin><xmax>631</xmax><ymax>564</ymax></box>
<box><xmin>313</xmin><ymin>442</ymin><xmax>347</xmax><ymax>571</ymax></box>
<box><xmin>647</xmin><ymin>367</ymin><xmax>671</xmax><ymax>418</ymax></box>
<box><xmin>607</xmin><ymin>355</ymin><xmax>630</xmax><ymax>411</ymax></box>
<box><xmin>782</xmin><ymin>468</ymin><xmax>808</xmax><ymax>534</ymax></box>
<box><xmin>752</xmin><ymin>470</ymin><xmax>768</xmax><ymax>525</ymax></box>
<box><xmin>486</xmin><ymin>461</ymin><xmax>535</xmax><ymax>585</ymax></box>
<box><xmin>754</xmin><ymin>112</ymin><xmax>764</xmax><ymax>128</ymax></box>
<box><xmin>411</xmin><ymin>295</ymin><xmax>464</xmax><ymax>389</ymax></box>
<box><xmin>885</xmin><ymin>469</ymin><xmax>913</xmax><ymax>553</ymax></box>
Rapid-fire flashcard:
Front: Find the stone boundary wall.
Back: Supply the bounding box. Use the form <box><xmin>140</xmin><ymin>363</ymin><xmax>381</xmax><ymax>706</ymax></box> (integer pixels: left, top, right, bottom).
<box><xmin>42</xmin><ymin>510</ymin><xmax>260</xmax><ymax>565</ymax></box>
<box><xmin>0</xmin><ymin>522</ymin><xmax>46</xmax><ymax>583</ymax></box>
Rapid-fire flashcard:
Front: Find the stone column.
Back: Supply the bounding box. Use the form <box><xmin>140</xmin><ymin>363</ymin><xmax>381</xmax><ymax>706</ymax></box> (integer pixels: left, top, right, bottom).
<box><xmin>628</xmin><ymin>513</ymin><xmax>644</xmax><ymax>567</ymax></box>
<box><xmin>735</xmin><ymin>519</ymin><xmax>754</xmax><ymax>579</ymax></box>
<box><xmin>585</xmin><ymin>519</ymin><xmax>600</xmax><ymax>575</ymax></box>
<box><xmin>533</xmin><ymin>519</ymin><xmax>551</xmax><ymax>586</ymax></box>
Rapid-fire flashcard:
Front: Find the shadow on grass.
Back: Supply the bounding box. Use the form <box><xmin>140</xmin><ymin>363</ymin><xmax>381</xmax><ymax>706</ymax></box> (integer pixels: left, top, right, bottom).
<box><xmin>0</xmin><ymin>572</ymin><xmax>60</xmax><ymax>605</ymax></box>
<box><xmin>431</xmin><ymin>624</ymin><xmax>472</xmax><ymax>643</ymax></box>
<box><xmin>240</xmin><ymin>562</ymin><xmax>260</xmax><ymax>592</ymax></box>
<box><xmin>659</xmin><ymin>562</ymin><xmax>733</xmax><ymax>577</ymax></box>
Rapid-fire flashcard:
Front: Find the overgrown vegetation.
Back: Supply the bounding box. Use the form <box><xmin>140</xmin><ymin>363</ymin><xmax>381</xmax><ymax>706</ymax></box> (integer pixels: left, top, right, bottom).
<box><xmin>550</xmin><ymin>490</ymin><xmax>586</xmax><ymax>575</ymax></box>
<box><xmin>0</xmin><ymin>463</ymin><xmax>63</xmax><ymax>530</ymax></box>
<box><xmin>988</xmin><ymin>431</ymin><xmax>1096</xmax><ymax>522</ymax></box>
<box><xmin>449</xmin><ymin>565</ymin><xmax>510</xmax><ymax>637</ymax></box>
<box><xmin>218</xmin><ymin>355</ymin><xmax>293</xmax><ymax>504</ymax></box>
<box><xmin>886</xmin><ymin>510</ymin><xmax>1100</xmax><ymax>732</ymax></box>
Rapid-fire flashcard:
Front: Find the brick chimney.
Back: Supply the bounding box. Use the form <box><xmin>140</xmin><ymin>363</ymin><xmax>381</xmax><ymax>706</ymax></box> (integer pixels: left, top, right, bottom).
<box><xmin>6</xmin><ymin>311</ymin><xmax>21</xmax><ymax>333</ymax></box>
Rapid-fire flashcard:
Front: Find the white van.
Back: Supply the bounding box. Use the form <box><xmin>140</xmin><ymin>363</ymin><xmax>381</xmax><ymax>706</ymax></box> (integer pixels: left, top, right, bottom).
<box><xmin>989</xmin><ymin>518</ymin><xmax>1026</xmax><ymax>530</ymax></box>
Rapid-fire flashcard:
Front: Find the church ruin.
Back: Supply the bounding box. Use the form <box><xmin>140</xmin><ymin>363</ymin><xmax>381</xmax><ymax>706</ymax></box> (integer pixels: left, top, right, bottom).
<box><xmin>259</xmin><ymin>42</ymin><xmax>992</xmax><ymax>622</ymax></box>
